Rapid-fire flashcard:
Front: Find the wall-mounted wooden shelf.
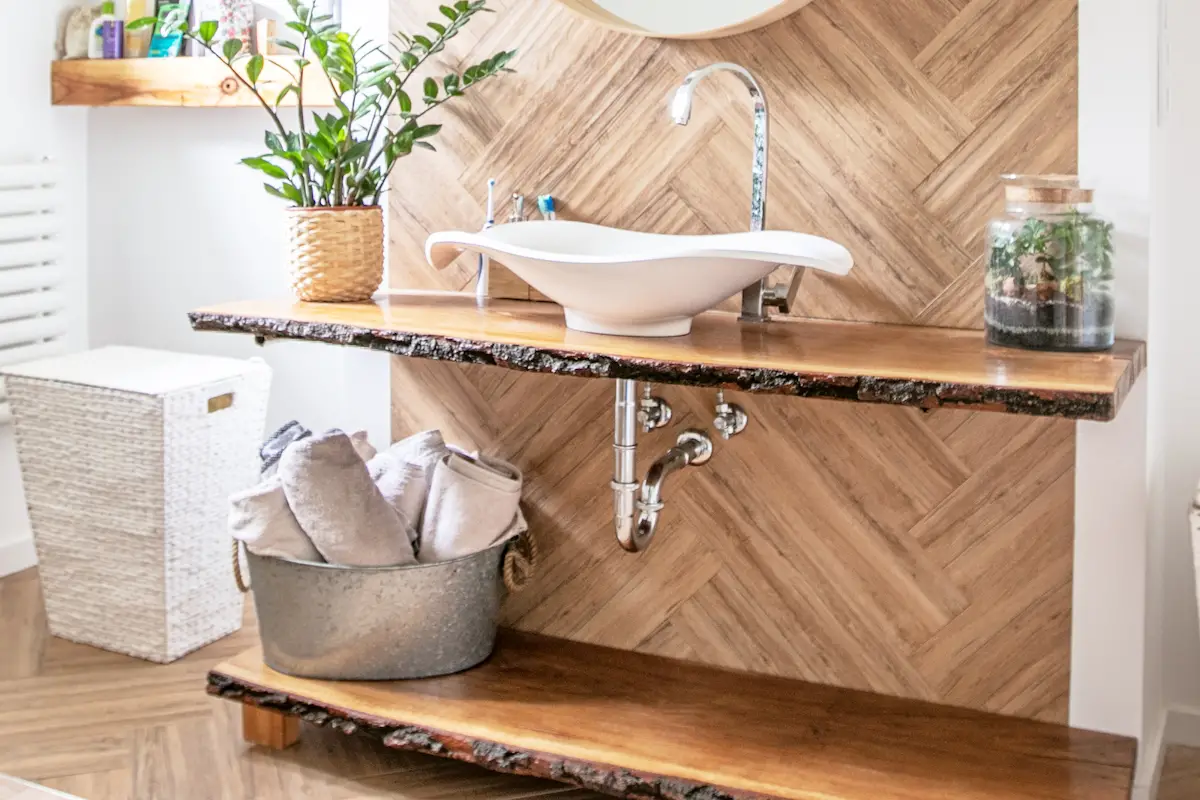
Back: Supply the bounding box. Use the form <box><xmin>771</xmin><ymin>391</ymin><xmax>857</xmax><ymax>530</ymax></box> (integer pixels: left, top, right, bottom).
<box><xmin>190</xmin><ymin>292</ymin><xmax>1146</xmax><ymax>420</ymax></box>
<box><xmin>210</xmin><ymin>631</ymin><xmax>1136</xmax><ymax>800</ymax></box>
<box><xmin>51</xmin><ymin>58</ymin><xmax>335</xmax><ymax>107</ymax></box>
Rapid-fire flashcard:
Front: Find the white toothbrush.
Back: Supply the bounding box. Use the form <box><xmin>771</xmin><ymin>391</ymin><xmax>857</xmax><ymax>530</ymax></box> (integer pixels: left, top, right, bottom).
<box><xmin>476</xmin><ymin>178</ymin><xmax>495</xmax><ymax>304</ymax></box>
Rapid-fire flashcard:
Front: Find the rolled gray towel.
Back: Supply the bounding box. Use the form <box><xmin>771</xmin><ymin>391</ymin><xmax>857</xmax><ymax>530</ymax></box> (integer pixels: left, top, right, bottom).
<box><xmin>279</xmin><ymin>430</ymin><xmax>417</xmax><ymax>567</ymax></box>
<box><xmin>366</xmin><ymin>430</ymin><xmax>448</xmax><ymax>552</ymax></box>
<box><xmin>418</xmin><ymin>450</ymin><xmax>526</xmax><ymax>563</ymax></box>
<box><xmin>229</xmin><ymin>474</ymin><xmax>324</xmax><ymax>563</ymax></box>
<box><xmin>383</xmin><ymin>430</ymin><xmax>447</xmax><ymax>473</ymax></box>
<box><xmin>367</xmin><ymin>458</ymin><xmax>426</xmax><ymax>549</ymax></box>
<box><xmin>348</xmin><ymin>430</ymin><xmax>377</xmax><ymax>462</ymax></box>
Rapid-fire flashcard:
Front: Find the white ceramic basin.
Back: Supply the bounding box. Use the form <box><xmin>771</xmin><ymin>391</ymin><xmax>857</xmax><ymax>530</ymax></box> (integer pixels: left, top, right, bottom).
<box><xmin>425</xmin><ymin>220</ymin><xmax>853</xmax><ymax>337</ymax></box>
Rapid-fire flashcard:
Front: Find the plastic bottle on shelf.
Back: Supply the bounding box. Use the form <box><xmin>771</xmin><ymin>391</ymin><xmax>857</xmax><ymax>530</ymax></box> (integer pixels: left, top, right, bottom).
<box><xmin>91</xmin><ymin>2</ymin><xmax>122</xmax><ymax>59</ymax></box>
<box><xmin>126</xmin><ymin>0</ymin><xmax>155</xmax><ymax>58</ymax></box>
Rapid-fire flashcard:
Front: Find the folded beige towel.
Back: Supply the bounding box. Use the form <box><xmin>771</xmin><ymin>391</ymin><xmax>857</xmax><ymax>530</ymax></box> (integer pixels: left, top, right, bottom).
<box><xmin>279</xmin><ymin>430</ymin><xmax>417</xmax><ymax>567</ymax></box>
<box><xmin>349</xmin><ymin>430</ymin><xmax>377</xmax><ymax>462</ymax></box>
<box><xmin>366</xmin><ymin>430</ymin><xmax>448</xmax><ymax>550</ymax></box>
<box><xmin>228</xmin><ymin>475</ymin><xmax>324</xmax><ymax>563</ymax></box>
<box><xmin>418</xmin><ymin>450</ymin><xmax>526</xmax><ymax>563</ymax></box>
<box><xmin>368</xmin><ymin>458</ymin><xmax>426</xmax><ymax>547</ymax></box>
<box><xmin>382</xmin><ymin>430</ymin><xmax>447</xmax><ymax>474</ymax></box>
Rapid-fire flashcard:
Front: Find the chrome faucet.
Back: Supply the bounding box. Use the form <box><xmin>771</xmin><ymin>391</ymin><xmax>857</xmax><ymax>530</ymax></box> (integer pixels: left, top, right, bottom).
<box><xmin>670</xmin><ymin>62</ymin><xmax>803</xmax><ymax>323</ymax></box>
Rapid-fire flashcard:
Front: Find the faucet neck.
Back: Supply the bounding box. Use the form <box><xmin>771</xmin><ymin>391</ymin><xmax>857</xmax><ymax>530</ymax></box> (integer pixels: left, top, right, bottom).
<box><xmin>675</xmin><ymin>63</ymin><xmax>769</xmax><ymax>233</ymax></box>
<box><xmin>751</xmin><ymin>101</ymin><xmax>767</xmax><ymax>233</ymax></box>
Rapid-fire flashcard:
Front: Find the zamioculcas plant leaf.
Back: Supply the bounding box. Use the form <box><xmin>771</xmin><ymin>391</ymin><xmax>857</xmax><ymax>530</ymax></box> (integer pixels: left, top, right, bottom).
<box><xmin>128</xmin><ymin>1</ymin><xmax>515</xmax><ymax>208</ymax></box>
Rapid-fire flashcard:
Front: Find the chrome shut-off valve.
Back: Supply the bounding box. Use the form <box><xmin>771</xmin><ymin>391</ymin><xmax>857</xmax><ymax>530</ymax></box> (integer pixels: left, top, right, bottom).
<box><xmin>637</xmin><ymin>384</ymin><xmax>673</xmax><ymax>433</ymax></box>
<box><xmin>713</xmin><ymin>390</ymin><xmax>748</xmax><ymax>439</ymax></box>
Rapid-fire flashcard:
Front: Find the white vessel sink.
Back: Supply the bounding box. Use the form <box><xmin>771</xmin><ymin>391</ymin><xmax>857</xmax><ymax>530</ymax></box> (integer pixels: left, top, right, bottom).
<box><xmin>425</xmin><ymin>221</ymin><xmax>854</xmax><ymax>337</ymax></box>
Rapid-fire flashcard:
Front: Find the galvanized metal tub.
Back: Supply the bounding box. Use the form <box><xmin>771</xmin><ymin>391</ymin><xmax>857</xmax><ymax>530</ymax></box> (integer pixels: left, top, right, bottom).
<box><xmin>246</xmin><ymin>539</ymin><xmax>512</xmax><ymax>680</ymax></box>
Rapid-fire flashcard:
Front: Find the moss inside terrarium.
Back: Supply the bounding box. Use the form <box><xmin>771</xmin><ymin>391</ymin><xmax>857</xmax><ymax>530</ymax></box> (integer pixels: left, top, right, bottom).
<box><xmin>985</xmin><ymin>210</ymin><xmax>1115</xmax><ymax>351</ymax></box>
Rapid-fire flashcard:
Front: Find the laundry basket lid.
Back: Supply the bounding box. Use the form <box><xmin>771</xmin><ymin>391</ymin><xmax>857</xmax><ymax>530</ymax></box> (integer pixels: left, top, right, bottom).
<box><xmin>0</xmin><ymin>346</ymin><xmax>268</xmax><ymax>395</ymax></box>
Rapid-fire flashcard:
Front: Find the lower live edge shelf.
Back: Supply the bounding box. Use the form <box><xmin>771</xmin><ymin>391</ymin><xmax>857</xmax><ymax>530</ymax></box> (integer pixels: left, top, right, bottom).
<box><xmin>210</xmin><ymin>630</ymin><xmax>1136</xmax><ymax>800</ymax></box>
<box><xmin>190</xmin><ymin>292</ymin><xmax>1146</xmax><ymax>420</ymax></box>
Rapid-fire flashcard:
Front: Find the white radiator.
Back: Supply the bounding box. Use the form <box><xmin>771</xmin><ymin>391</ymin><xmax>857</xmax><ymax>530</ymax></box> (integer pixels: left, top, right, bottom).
<box><xmin>0</xmin><ymin>163</ymin><xmax>66</xmax><ymax>426</ymax></box>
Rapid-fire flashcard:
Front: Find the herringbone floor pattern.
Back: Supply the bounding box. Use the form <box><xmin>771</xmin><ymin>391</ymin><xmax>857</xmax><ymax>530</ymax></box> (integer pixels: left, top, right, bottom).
<box><xmin>0</xmin><ymin>569</ymin><xmax>600</xmax><ymax>800</ymax></box>
<box><xmin>389</xmin><ymin>0</ymin><xmax>1078</xmax><ymax>722</ymax></box>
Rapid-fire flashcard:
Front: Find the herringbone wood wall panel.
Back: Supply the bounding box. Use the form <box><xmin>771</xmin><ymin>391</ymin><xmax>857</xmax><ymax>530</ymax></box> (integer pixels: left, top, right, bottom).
<box><xmin>388</xmin><ymin>0</ymin><xmax>1078</xmax><ymax>722</ymax></box>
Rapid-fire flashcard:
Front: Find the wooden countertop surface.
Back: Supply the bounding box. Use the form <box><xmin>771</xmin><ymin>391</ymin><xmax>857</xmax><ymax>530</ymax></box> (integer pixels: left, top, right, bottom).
<box><xmin>210</xmin><ymin>631</ymin><xmax>1137</xmax><ymax>800</ymax></box>
<box><xmin>190</xmin><ymin>291</ymin><xmax>1146</xmax><ymax>420</ymax></box>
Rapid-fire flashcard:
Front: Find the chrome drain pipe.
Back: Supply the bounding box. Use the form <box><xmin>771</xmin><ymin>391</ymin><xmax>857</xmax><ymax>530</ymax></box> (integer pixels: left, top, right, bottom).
<box><xmin>613</xmin><ymin>379</ymin><xmax>641</xmax><ymax>551</ymax></box>
<box><xmin>634</xmin><ymin>430</ymin><xmax>713</xmax><ymax>550</ymax></box>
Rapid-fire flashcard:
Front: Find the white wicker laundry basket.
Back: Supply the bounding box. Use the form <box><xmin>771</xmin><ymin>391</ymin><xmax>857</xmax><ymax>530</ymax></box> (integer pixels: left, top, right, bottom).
<box><xmin>1</xmin><ymin>346</ymin><xmax>271</xmax><ymax>663</ymax></box>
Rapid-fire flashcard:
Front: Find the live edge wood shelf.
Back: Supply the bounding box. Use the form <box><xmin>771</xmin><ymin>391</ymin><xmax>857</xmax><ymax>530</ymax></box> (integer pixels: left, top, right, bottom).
<box><xmin>190</xmin><ymin>291</ymin><xmax>1146</xmax><ymax>421</ymax></box>
<box><xmin>195</xmin><ymin>294</ymin><xmax>1141</xmax><ymax>798</ymax></box>
<box><xmin>210</xmin><ymin>631</ymin><xmax>1136</xmax><ymax>800</ymax></box>
<box><xmin>50</xmin><ymin>58</ymin><xmax>335</xmax><ymax>107</ymax></box>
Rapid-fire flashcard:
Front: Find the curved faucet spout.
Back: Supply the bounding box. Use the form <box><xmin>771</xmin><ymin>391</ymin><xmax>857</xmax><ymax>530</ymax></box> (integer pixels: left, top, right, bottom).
<box><xmin>671</xmin><ymin>62</ymin><xmax>789</xmax><ymax>322</ymax></box>
<box><xmin>624</xmin><ymin>430</ymin><xmax>713</xmax><ymax>553</ymax></box>
<box><xmin>670</xmin><ymin>62</ymin><xmax>768</xmax><ymax>233</ymax></box>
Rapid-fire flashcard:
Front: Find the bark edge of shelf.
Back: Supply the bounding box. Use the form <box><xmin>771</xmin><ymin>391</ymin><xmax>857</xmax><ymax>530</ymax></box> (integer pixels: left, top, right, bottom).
<box><xmin>207</xmin><ymin>631</ymin><xmax>1137</xmax><ymax>800</ymax></box>
<box><xmin>189</xmin><ymin>295</ymin><xmax>1146</xmax><ymax>421</ymax></box>
<box><xmin>209</xmin><ymin>670</ymin><xmax>751</xmax><ymax>800</ymax></box>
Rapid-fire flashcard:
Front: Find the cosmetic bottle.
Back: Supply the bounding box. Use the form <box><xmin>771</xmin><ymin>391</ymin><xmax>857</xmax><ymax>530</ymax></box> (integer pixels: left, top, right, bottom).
<box><xmin>101</xmin><ymin>2</ymin><xmax>124</xmax><ymax>59</ymax></box>
<box><xmin>88</xmin><ymin>2</ymin><xmax>113</xmax><ymax>58</ymax></box>
<box><xmin>126</xmin><ymin>0</ymin><xmax>155</xmax><ymax>57</ymax></box>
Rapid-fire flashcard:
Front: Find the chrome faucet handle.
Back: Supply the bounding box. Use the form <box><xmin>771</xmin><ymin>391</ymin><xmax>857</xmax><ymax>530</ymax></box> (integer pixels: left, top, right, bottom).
<box><xmin>509</xmin><ymin>193</ymin><xmax>526</xmax><ymax>223</ymax></box>
<box><xmin>760</xmin><ymin>267</ymin><xmax>807</xmax><ymax>315</ymax></box>
<box><xmin>637</xmin><ymin>384</ymin><xmax>673</xmax><ymax>433</ymax></box>
<box><xmin>713</xmin><ymin>390</ymin><xmax>748</xmax><ymax>439</ymax></box>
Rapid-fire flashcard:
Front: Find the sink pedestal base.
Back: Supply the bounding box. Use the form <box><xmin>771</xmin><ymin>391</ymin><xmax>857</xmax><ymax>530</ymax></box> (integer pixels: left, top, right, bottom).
<box><xmin>564</xmin><ymin>309</ymin><xmax>692</xmax><ymax>338</ymax></box>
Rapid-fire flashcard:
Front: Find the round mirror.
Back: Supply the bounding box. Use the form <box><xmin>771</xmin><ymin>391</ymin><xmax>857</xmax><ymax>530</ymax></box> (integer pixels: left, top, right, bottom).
<box><xmin>556</xmin><ymin>0</ymin><xmax>813</xmax><ymax>39</ymax></box>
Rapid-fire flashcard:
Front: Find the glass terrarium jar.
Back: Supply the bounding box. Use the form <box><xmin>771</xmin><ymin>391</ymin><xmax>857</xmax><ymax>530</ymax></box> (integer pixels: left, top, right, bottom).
<box><xmin>984</xmin><ymin>175</ymin><xmax>1115</xmax><ymax>351</ymax></box>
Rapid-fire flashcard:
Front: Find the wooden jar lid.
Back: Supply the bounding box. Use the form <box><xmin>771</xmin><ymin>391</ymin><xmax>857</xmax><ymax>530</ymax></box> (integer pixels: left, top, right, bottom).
<box><xmin>1003</xmin><ymin>176</ymin><xmax>1093</xmax><ymax>204</ymax></box>
<box><xmin>1005</xmin><ymin>186</ymin><xmax>1093</xmax><ymax>204</ymax></box>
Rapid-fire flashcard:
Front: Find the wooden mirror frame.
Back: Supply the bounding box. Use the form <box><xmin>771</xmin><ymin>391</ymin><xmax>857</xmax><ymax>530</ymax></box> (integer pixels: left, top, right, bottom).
<box><xmin>555</xmin><ymin>0</ymin><xmax>814</xmax><ymax>39</ymax></box>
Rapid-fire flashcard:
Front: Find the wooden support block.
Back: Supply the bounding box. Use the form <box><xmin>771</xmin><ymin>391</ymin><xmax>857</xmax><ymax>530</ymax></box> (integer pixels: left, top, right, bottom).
<box><xmin>241</xmin><ymin>704</ymin><xmax>300</xmax><ymax>750</ymax></box>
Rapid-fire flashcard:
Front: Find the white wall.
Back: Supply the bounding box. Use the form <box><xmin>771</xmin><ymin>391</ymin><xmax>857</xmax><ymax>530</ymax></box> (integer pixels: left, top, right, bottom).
<box><xmin>1073</xmin><ymin>0</ymin><xmax>1159</xmax><ymax>757</ymax></box>
<box><xmin>86</xmin><ymin>107</ymin><xmax>389</xmax><ymax>440</ymax></box>
<box><xmin>0</xmin><ymin>0</ymin><xmax>390</xmax><ymax>577</ymax></box>
<box><xmin>87</xmin><ymin>0</ymin><xmax>391</xmax><ymax>442</ymax></box>
<box><xmin>1157</xmin><ymin>0</ymin><xmax>1200</xmax><ymax>721</ymax></box>
<box><xmin>0</xmin><ymin>1</ymin><xmax>89</xmax><ymax>576</ymax></box>
<box><xmin>1076</xmin><ymin>1</ymin><xmax>1200</xmax><ymax>794</ymax></box>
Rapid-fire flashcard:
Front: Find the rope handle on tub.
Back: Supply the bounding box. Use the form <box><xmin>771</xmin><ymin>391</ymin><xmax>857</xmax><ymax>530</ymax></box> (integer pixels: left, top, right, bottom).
<box><xmin>232</xmin><ymin>538</ymin><xmax>251</xmax><ymax>593</ymax></box>
<box><xmin>503</xmin><ymin>528</ymin><xmax>538</xmax><ymax>594</ymax></box>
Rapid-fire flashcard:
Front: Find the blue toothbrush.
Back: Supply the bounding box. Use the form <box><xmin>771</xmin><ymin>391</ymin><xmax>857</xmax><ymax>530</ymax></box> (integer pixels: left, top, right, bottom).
<box><xmin>537</xmin><ymin>194</ymin><xmax>557</xmax><ymax>220</ymax></box>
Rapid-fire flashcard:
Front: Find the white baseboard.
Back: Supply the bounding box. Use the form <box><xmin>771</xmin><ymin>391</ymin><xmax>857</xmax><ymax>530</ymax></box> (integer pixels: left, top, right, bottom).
<box><xmin>1134</xmin><ymin>706</ymin><xmax>1200</xmax><ymax>800</ymax></box>
<box><xmin>1137</xmin><ymin>711</ymin><xmax>1168</xmax><ymax>800</ymax></box>
<box><xmin>0</xmin><ymin>534</ymin><xmax>36</xmax><ymax>577</ymax></box>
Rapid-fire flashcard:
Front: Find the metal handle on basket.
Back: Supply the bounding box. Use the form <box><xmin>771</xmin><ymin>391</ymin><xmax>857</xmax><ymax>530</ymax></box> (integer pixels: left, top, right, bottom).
<box><xmin>232</xmin><ymin>538</ymin><xmax>251</xmax><ymax>593</ymax></box>
<box><xmin>502</xmin><ymin>529</ymin><xmax>538</xmax><ymax>594</ymax></box>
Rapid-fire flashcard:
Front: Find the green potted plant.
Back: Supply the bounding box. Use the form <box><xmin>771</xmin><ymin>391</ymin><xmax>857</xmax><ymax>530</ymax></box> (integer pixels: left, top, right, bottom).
<box><xmin>132</xmin><ymin>1</ymin><xmax>513</xmax><ymax>302</ymax></box>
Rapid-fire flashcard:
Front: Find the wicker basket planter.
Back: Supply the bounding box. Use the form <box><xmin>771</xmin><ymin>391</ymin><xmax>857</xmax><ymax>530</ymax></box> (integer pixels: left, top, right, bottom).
<box><xmin>1</xmin><ymin>346</ymin><xmax>271</xmax><ymax>663</ymax></box>
<box><xmin>287</xmin><ymin>206</ymin><xmax>384</xmax><ymax>302</ymax></box>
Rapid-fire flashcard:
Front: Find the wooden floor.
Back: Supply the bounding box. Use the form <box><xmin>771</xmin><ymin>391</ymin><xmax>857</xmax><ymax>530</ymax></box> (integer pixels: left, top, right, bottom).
<box><xmin>1159</xmin><ymin>745</ymin><xmax>1200</xmax><ymax>800</ymax></box>
<box><xmin>0</xmin><ymin>564</ymin><xmax>1185</xmax><ymax>800</ymax></box>
<box><xmin>0</xmin><ymin>568</ymin><xmax>601</xmax><ymax>800</ymax></box>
